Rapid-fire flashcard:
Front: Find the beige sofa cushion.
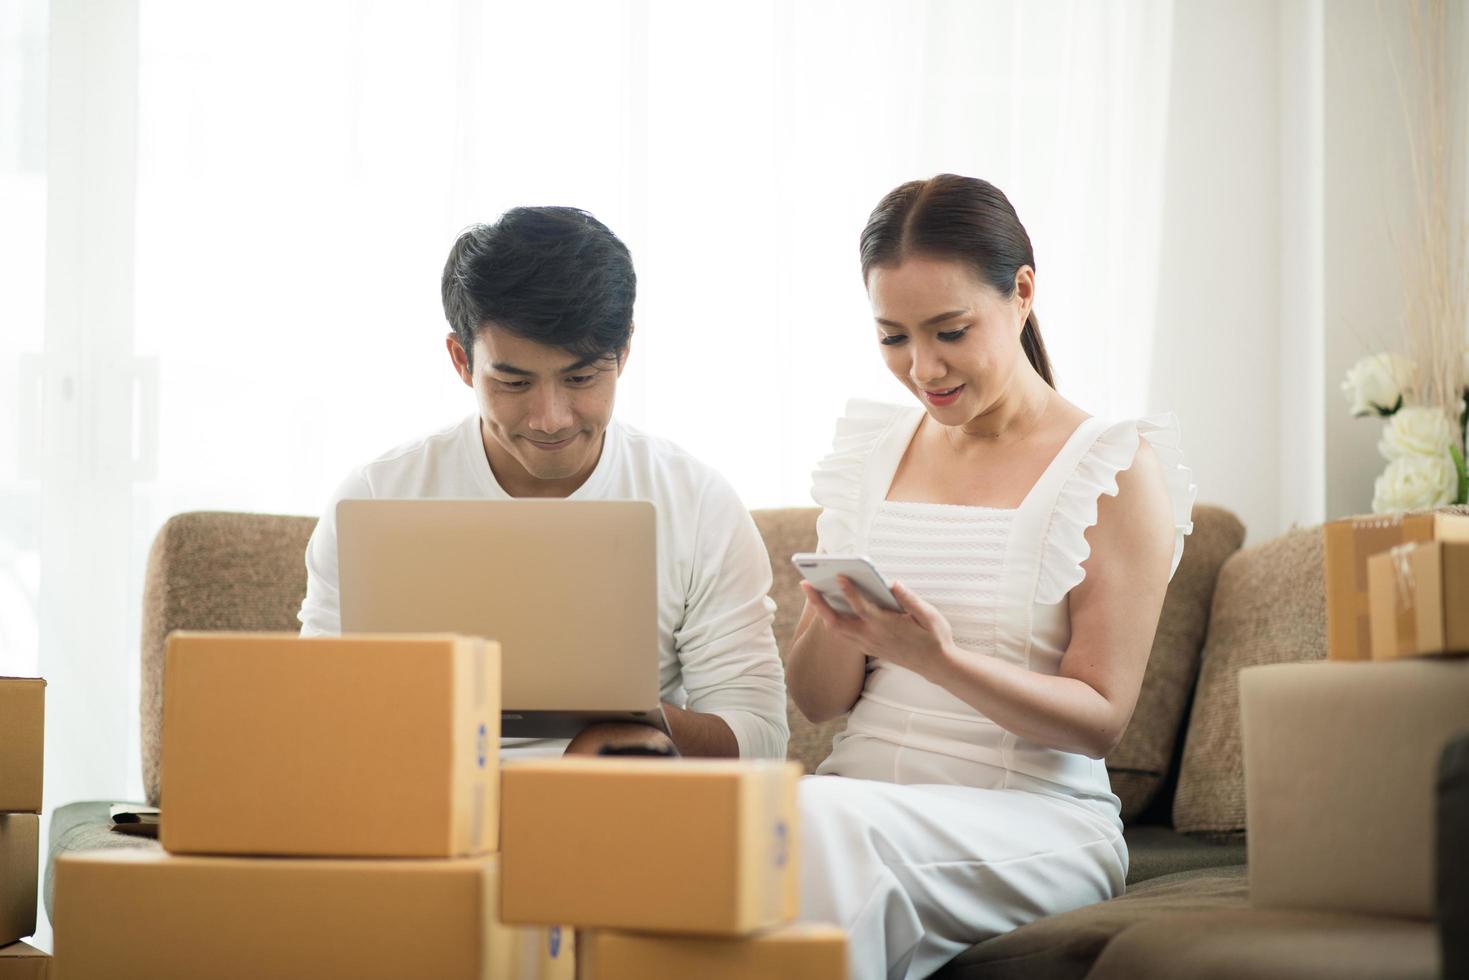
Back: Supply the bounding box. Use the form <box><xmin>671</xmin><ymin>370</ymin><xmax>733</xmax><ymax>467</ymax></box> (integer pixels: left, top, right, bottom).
<box><xmin>1087</xmin><ymin>909</ymin><xmax>1439</xmax><ymax>979</ymax></box>
<box><xmin>749</xmin><ymin>508</ymin><xmax>848</xmax><ymax>773</ymax></box>
<box><xmin>937</xmin><ymin>865</ymin><xmax>1249</xmax><ymax>979</ymax></box>
<box><xmin>141</xmin><ymin>512</ymin><xmax>317</xmax><ymax>806</ymax></box>
<box><xmin>1170</xmin><ymin>525</ymin><xmax>1326</xmax><ymax>837</ymax></box>
<box><xmin>1107</xmin><ymin>504</ymin><xmax>1244</xmax><ymax>821</ymax></box>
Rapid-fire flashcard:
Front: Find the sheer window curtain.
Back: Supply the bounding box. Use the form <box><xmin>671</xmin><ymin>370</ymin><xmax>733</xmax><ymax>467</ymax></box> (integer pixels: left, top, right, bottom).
<box><xmin>8</xmin><ymin>0</ymin><xmax>1172</xmax><ymax>946</ymax></box>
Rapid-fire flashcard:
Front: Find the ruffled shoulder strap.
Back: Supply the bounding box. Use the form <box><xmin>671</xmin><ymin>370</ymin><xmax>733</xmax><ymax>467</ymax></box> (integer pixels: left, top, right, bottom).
<box><xmin>1034</xmin><ymin>414</ymin><xmax>1197</xmax><ymax>606</ymax></box>
<box><xmin>810</xmin><ymin>399</ymin><xmax>916</xmax><ymax>554</ymax></box>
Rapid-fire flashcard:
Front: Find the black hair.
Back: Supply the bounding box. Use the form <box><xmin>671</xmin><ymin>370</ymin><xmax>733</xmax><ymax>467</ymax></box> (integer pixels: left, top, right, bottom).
<box><xmin>860</xmin><ymin>174</ymin><xmax>1054</xmax><ymax>388</ymax></box>
<box><xmin>441</xmin><ymin>206</ymin><xmax>636</xmax><ymax>367</ymax></box>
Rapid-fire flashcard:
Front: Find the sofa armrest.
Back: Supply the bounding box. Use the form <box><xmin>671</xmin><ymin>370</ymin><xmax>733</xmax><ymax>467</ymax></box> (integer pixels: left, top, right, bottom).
<box><xmin>1441</xmin><ymin>729</ymin><xmax>1469</xmax><ymax>979</ymax></box>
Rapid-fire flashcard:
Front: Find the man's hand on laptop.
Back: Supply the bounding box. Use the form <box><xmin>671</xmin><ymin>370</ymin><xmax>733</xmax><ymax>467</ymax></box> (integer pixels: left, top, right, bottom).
<box><xmin>565</xmin><ymin>721</ymin><xmax>677</xmax><ymax>757</ymax></box>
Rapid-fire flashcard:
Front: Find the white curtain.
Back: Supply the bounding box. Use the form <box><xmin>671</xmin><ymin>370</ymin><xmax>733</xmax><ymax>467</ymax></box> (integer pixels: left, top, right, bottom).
<box><xmin>3</xmin><ymin>0</ymin><xmax>1174</xmax><ymax>944</ymax></box>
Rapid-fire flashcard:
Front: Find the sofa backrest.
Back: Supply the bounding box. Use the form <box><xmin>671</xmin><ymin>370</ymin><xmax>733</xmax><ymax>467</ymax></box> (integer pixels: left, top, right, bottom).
<box><xmin>140</xmin><ymin>504</ymin><xmax>1244</xmax><ymax>818</ymax></box>
<box><xmin>140</xmin><ymin>512</ymin><xmax>317</xmax><ymax>806</ymax></box>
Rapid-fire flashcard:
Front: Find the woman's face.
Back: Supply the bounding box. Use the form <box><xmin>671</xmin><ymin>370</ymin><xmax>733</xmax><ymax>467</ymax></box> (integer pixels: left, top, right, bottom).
<box><xmin>866</xmin><ymin>255</ymin><xmax>1033</xmax><ymax>425</ymax></box>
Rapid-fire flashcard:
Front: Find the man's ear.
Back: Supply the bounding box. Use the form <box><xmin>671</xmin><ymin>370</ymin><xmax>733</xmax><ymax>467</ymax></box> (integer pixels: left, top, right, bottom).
<box><xmin>446</xmin><ymin>333</ymin><xmax>473</xmax><ymax>387</ymax></box>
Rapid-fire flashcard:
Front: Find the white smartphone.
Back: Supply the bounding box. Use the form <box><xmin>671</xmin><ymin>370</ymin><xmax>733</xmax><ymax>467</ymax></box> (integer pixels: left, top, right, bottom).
<box><xmin>791</xmin><ymin>554</ymin><xmax>903</xmax><ymax>615</ymax></box>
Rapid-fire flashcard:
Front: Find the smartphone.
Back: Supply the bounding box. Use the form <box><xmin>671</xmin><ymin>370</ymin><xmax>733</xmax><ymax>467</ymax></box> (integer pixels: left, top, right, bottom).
<box><xmin>791</xmin><ymin>553</ymin><xmax>903</xmax><ymax>616</ymax></box>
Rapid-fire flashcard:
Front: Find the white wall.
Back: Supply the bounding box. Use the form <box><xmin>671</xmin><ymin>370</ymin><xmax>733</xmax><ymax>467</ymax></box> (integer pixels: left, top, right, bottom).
<box><xmin>1322</xmin><ymin>0</ymin><xmax>1468</xmax><ymax>520</ymax></box>
<box><xmin>1278</xmin><ymin>0</ymin><xmax>1326</xmax><ymax>532</ymax></box>
<box><xmin>1149</xmin><ymin>0</ymin><xmax>1282</xmax><ymax>543</ymax></box>
<box><xmin>1149</xmin><ymin>0</ymin><xmax>1467</xmax><ymax>543</ymax></box>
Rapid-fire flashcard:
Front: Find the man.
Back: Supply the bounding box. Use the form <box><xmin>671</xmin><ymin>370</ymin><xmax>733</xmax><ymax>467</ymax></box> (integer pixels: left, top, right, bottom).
<box><xmin>298</xmin><ymin>207</ymin><xmax>788</xmax><ymax>759</ymax></box>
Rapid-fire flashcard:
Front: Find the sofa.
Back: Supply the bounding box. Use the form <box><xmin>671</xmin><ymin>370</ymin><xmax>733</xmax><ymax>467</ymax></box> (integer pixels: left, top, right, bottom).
<box><xmin>44</xmin><ymin>504</ymin><xmax>1460</xmax><ymax>977</ymax></box>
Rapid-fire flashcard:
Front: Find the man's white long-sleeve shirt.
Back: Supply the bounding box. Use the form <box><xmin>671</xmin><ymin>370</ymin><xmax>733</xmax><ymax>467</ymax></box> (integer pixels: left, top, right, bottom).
<box><xmin>299</xmin><ymin>413</ymin><xmax>790</xmax><ymax>759</ymax></box>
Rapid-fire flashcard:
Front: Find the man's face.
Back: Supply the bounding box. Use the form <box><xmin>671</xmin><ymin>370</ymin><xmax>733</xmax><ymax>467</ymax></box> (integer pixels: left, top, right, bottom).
<box><xmin>446</xmin><ymin>323</ymin><xmax>628</xmax><ymax>497</ymax></box>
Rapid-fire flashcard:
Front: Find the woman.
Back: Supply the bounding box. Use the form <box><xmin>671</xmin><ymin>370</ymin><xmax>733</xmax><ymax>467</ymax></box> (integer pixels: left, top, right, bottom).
<box><xmin>788</xmin><ymin>174</ymin><xmax>1195</xmax><ymax>980</ymax></box>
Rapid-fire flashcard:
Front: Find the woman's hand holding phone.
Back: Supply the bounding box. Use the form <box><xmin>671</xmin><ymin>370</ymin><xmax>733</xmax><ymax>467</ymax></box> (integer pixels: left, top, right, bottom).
<box><xmin>795</xmin><ymin>558</ymin><xmax>959</xmax><ymax>686</ymax></box>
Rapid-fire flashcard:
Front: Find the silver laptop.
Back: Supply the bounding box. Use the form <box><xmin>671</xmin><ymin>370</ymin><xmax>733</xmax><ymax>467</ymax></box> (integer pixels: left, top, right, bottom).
<box><xmin>336</xmin><ymin>498</ymin><xmax>662</xmax><ymax>738</ymax></box>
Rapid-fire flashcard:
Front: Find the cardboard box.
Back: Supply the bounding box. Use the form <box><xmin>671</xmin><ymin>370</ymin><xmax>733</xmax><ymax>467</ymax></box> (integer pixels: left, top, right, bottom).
<box><xmin>514</xmin><ymin>924</ymin><xmax>575</xmax><ymax>980</ymax></box>
<box><xmin>160</xmin><ymin>632</ymin><xmax>499</xmax><ymax>858</ymax></box>
<box><xmin>52</xmin><ymin>850</ymin><xmax>565</xmax><ymax>980</ymax></box>
<box><xmin>581</xmin><ymin>924</ymin><xmax>847</xmax><ymax>980</ymax></box>
<box><xmin>0</xmin><ymin>942</ymin><xmax>47</xmax><ymax>980</ymax></box>
<box><xmin>0</xmin><ymin>942</ymin><xmax>48</xmax><ymax>980</ymax></box>
<box><xmin>1241</xmin><ymin>659</ymin><xmax>1469</xmax><ymax>917</ymax></box>
<box><xmin>500</xmin><ymin>758</ymin><xmax>800</xmax><ymax>935</ymax></box>
<box><xmin>1368</xmin><ymin>541</ymin><xmax>1469</xmax><ymax>659</ymax></box>
<box><xmin>1324</xmin><ymin>513</ymin><xmax>1469</xmax><ymax>661</ymax></box>
<box><xmin>0</xmin><ymin>815</ymin><xmax>38</xmax><ymax>947</ymax></box>
<box><xmin>0</xmin><ymin>679</ymin><xmax>44</xmax><ymax>813</ymax></box>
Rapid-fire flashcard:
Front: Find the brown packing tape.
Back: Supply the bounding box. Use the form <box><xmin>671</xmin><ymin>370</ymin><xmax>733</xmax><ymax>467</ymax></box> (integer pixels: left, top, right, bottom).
<box><xmin>1391</xmin><ymin>544</ymin><xmax>1420</xmax><ymax>657</ymax></box>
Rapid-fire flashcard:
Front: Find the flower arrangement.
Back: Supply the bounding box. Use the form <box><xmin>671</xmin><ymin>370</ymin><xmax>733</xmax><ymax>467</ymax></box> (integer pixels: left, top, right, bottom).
<box><xmin>1347</xmin><ymin>1</ymin><xmax>1469</xmax><ymax>515</ymax></box>
<box><xmin>1342</xmin><ymin>355</ymin><xmax>1467</xmax><ymax>512</ymax></box>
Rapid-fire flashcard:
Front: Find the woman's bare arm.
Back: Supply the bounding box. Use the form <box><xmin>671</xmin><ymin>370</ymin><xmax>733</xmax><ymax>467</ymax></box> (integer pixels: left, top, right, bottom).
<box><xmin>785</xmin><ymin>593</ymin><xmax>867</xmax><ymax>723</ymax></box>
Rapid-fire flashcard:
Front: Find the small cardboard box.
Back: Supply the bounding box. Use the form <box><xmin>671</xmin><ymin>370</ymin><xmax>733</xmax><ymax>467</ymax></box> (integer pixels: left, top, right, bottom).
<box><xmin>581</xmin><ymin>924</ymin><xmax>847</xmax><ymax>980</ymax></box>
<box><xmin>0</xmin><ymin>941</ymin><xmax>49</xmax><ymax>980</ymax></box>
<box><xmin>0</xmin><ymin>679</ymin><xmax>44</xmax><ymax>813</ymax></box>
<box><xmin>1368</xmin><ymin>541</ymin><xmax>1469</xmax><ymax>660</ymax></box>
<box><xmin>161</xmin><ymin>632</ymin><xmax>499</xmax><ymax>858</ymax></box>
<box><xmin>52</xmin><ymin>850</ymin><xmax>561</xmax><ymax>980</ymax></box>
<box><xmin>0</xmin><ymin>815</ymin><xmax>38</xmax><ymax>947</ymax></box>
<box><xmin>500</xmin><ymin>758</ymin><xmax>800</xmax><ymax>935</ymax></box>
<box><xmin>1241</xmin><ymin>659</ymin><xmax>1469</xmax><ymax>917</ymax></box>
<box><xmin>1324</xmin><ymin>512</ymin><xmax>1469</xmax><ymax>661</ymax></box>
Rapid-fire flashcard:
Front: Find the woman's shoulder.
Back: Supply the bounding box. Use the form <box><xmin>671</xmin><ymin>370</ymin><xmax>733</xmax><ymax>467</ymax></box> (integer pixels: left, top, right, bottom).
<box><xmin>808</xmin><ymin>399</ymin><xmax>921</xmax><ymax>553</ymax></box>
<box><xmin>810</xmin><ymin>400</ymin><xmax>918</xmax><ymax>500</ymax></box>
<box><xmin>1035</xmin><ymin>413</ymin><xmax>1198</xmax><ymax>604</ymax></box>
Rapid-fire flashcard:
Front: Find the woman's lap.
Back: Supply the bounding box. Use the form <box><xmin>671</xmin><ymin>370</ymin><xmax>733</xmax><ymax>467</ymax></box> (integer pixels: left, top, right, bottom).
<box><xmin>798</xmin><ymin>774</ymin><xmax>1127</xmax><ymax>980</ymax></box>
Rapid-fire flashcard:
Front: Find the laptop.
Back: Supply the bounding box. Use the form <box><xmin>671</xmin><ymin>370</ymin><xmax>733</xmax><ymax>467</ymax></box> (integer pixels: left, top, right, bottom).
<box><xmin>336</xmin><ymin>498</ymin><xmax>664</xmax><ymax>738</ymax></box>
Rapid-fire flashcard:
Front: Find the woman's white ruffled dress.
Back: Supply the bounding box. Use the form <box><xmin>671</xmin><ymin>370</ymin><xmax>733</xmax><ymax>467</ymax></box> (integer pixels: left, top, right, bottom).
<box><xmin>799</xmin><ymin>400</ymin><xmax>1196</xmax><ymax>980</ymax></box>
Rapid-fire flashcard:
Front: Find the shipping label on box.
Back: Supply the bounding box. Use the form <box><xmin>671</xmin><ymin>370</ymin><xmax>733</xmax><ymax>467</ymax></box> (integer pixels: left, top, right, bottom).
<box><xmin>0</xmin><ymin>940</ymin><xmax>49</xmax><ymax>980</ymax></box>
<box><xmin>1368</xmin><ymin>541</ymin><xmax>1469</xmax><ymax>660</ymax></box>
<box><xmin>1324</xmin><ymin>513</ymin><xmax>1469</xmax><ymax>661</ymax></box>
<box><xmin>500</xmin><ymin>758</ymin><xmax>800</xmax><ymax>935</ymax></box>
<box><xmin>53</xmin><ymin>850</ymin><xmax>551</xmax><ymax>980</ymax></box>
<box><xmin>581</xmin><ymin>924</ymin><xmax>847</xmax><ymax>980</ymax></box>
<box><xmin>0</xmin><ymin>679</ymin><xmax>44</xmax><ymax>813</ymax></box>
<box><xmin>160</xmin><ymin>632</ymin><xmax>499</xmax><ymax>858</ymax></box>
<box><xmin>0</xmin><ymin>815</ymin><xmax>38</xmax><ymax>947</ymax></box>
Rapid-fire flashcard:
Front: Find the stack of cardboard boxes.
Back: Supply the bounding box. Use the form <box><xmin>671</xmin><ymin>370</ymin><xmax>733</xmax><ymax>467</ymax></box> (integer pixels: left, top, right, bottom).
<box><xmin>500</xmin><ymin>756</ymin><xmax>847</xmax><ymax>979</ymax></box>
<box><xmin>0</xmin><ymin>678</ymin><xmax>47</xmax><ymax>975</ymax></box>
<box><xmin>52</xmin><ymin>633</ymin><xmax>571</xmax><ymax>979</ymax></box>
<box><xmin>52</xmin><ymin>632</ymin><xmax>847</xmax><ymax>978</ymax></box>
<box><xmin>0</xmin><ymin>676</ymin><xmax>48</xmax><ymax>978</ymax></box>
<box><xmin>1323</xmin><ymin>512</ymin><xmax>1469</xmax><ymax>662</ymax></box>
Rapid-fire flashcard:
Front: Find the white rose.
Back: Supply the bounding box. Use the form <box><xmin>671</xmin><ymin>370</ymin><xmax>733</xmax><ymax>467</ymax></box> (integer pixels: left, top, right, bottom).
<box><xmin>1371</xmin><ymin>452</ymin><xmax>1458</xmax><ymax>513</ymax></box>
<box><xmin>1378</xmin><ymin>406</ymin><xmax>1457</xmax><ymax>460</ymax></box>
<box><xmin>1341</xmin><ymin>353</ymin><xmax>1416</xmax><ymax>417</ymax></box>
